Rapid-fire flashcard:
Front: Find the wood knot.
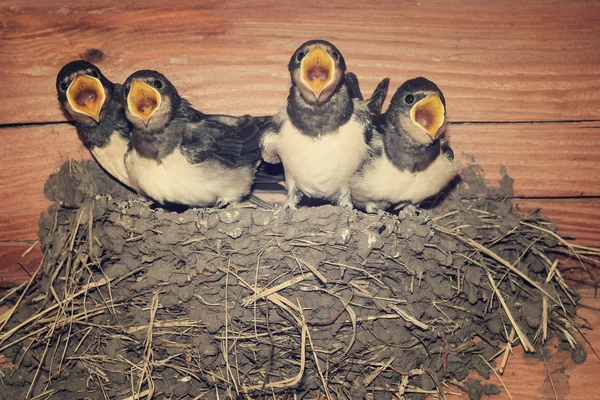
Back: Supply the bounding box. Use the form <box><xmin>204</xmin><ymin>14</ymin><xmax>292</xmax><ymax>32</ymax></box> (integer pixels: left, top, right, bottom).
<box><xmin>81</xmin><ymin>49</ymin><xmax>104</xmax><ymax>63</ymax></box>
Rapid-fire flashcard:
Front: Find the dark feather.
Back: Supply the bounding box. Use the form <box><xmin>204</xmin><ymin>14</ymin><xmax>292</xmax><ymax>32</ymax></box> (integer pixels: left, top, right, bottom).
<box><xmin>180</xmin><ymin>114</ymin><xmax>262</xmax><ymax>168</ymax></box>
<box><xmin>367</xmin><ymin>78</ymin><xmax>390</xmax><ymax>115</ymax></box>
<box><xmin>442</xmin><ymin>140</ymin><xmax>454</xmax><ymax>161</ymax></box>
<box><xmin>345</xmin><ymin>72</ymin><xmax>364</xmax><ymax>101</ymax></box>
<box><xmin>252</xmin><ymin>162</ymin><xmax>287</xmax><ymax>193</ymax></box>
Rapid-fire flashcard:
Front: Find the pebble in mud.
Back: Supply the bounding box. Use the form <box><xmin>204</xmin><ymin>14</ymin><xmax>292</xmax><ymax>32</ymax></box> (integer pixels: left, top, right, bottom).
<box><xmin>1</xmin><ymin>159</ymin><xmax>585</xmax><ymax>400</ymax></box>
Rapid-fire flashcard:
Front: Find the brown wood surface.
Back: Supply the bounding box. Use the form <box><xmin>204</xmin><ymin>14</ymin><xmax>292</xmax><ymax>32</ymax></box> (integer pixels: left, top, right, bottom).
<box><xmin>0</xmin><ymin>243</ymin><xmax>40</xmax><ymax>287</ymax></box>
<box><xmin>1</xmin><ymin>0</ymin><xmax>600</xmax><ymax>124</ymax></box>
<box><xmin>448</xmin><ymin>122</ymin><xmax>600</xmax><ymax>198</ymax></box>
<box><xmin>516</xmin><ymin>198</ymin><xmax>600</xmax><ymax>246</ymax></box>
<box><xmin>1</xmin><ymin>0</ymin><xmax>599</xmax><ymax>398</ymax></box>
<box><xmin>0</xmin><ymin>124</ymin><xmax>88</xmax><ymax>242</ymax></box>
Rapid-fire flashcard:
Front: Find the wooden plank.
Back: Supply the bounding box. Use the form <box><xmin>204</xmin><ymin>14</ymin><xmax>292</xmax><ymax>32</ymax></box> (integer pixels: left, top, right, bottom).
<box><xmin>1</xmin><ymin>122</ymin><xmax>599</xmax><ymax>244</ymax></box>
<box><xmin>449</xmin><ymin>122</ymin><xmax>600</xmax><ymax>198</ymax></box>
<box><xmin>0</xmin><ymin>242</ymin><xmax>41</xmax><ymax>287</ymax></box>
<box><xmin>1</xmin><ymin>0</ymin><xmax>600</xmax><ymax>124</ymax></box>
<box><xmin>0</xmin><ymin>124</ymin><xmax>89</xmax><ymax>242</ymax></box>
<box><xmin>515</xmin><ymin>198</ymin><xmax>600</xmax><ymax>246</ymax></box>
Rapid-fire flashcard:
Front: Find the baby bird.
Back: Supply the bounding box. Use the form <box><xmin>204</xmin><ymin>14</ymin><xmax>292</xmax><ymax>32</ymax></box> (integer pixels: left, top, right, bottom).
<box><xmin>56</xmin><ymin>60</ymin><xmax>132</xmax><ymax>187</ymax></box>
<box><xmin>260</xmin><ymin>40</ymin><xmax>386</xmax><ymax>210</ymax></box>
<box><xmin>121</xmin><ymin>70</ymin><xmax>266</xmax><ymax>207</ymax></box>
<box><xmin>351</xmin><ymin>77</ymin><xmax>459</xmax><ymax>213</ymax></box>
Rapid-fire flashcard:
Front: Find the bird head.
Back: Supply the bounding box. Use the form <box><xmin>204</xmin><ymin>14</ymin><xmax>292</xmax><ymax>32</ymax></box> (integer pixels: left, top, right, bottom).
<box><xmin>388</xmin><ymin>77</ymin><xmax>447</xmax><ymax>145</ymax></box>
<box><xmin>56</xmin><ymin>60</ymin><xmax>111</xmax><ymax>124</ymax></box>
<box><xmin>122</xmin><ymin>70</ymin><xmax>178</xmax><ymax>130</ymax></box>
<box><xmin>288</xmin><ymin>39</ymin><xmax>347</xmax><ymax>105</ymax></box>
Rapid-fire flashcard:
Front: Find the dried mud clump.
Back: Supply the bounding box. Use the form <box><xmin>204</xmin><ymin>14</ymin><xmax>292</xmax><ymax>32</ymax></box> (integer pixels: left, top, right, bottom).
<box><xmin>0</xmin><ymin>160</ymin><xmax>590</xmax><ymax>400</ymax></box>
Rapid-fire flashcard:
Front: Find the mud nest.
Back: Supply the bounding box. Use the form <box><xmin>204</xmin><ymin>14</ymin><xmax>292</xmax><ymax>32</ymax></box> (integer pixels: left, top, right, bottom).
<box><xmin>0</xmin><ymin>160</ymin><xmax>594</xmax><ymax>400</ymax></box>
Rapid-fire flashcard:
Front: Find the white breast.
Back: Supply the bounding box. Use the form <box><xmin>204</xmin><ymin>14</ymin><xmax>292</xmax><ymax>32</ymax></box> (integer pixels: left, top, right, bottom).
<box><xmin>91</xmin><ymin>132</ymin><xmax>130</xmax><ymax>187</ymax></box>
<box><xmin>352</xmin><ymin>153</ymin><xmax>459</xmax><ymax>207</ymax></box>
<box><xmin>275</xmin><ymin>117</ymin><xmax>368</xmax><ymax>199</ymax></box>
<box><xmin>124</xmin><ymin>148</ymin><xmax>254</xmax><ymax>207</ymax></box>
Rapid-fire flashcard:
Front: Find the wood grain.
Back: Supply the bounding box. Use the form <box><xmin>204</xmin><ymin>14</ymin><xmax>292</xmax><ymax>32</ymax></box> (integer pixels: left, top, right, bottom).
<box><xmin>1</xmin><ymin>0</ymin><xmax>600</xmax><ymax>124</ymax></box>
<box><xmin>515</xmin><ymin>198</ymin><xmax>600</xmax><ymax>246</ymax></box>
<box><xmin>0</xmin><ymin>242</ymin><xmax>41</xmax><ymax>287</ymax></box>
<box><xmin>0</xmin><ymin>124</ymin><xmax>88</xmax><ymax>242</ymax></box>
<box><xmin>448</xmin><ymin>122</ymin><xmax>600</xmax><ymax>198</ymax></box>
<box><xmin>0</xmin><ymin>1</ymin><xmax>599</xmax><ymax>398</ymax></box>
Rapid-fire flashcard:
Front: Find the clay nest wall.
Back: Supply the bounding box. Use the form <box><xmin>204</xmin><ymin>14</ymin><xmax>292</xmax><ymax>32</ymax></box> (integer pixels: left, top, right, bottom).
<box><xmin>0</xmin><ymin>160</ymin><xmax>594</xmax><ymax>400</ymax></box>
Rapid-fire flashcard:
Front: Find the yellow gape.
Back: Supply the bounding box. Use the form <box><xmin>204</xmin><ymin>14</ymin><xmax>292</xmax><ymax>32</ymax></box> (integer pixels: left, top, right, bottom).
<box><xmin>127</xmin><ymin>80</ymin><xmax>162</xmax><ymax>126</ymax></box>
<box><xmin>301</xmin><ymin>46</ymin><xmax>335</xmax><ymax>97</ymax></box>
<box><xmin>66</xmin><ymin>74</ymin><xmax>106</xmax><ymax>123</ymax></box>
<box><xmin>410</xmin><ymin>94</ymin><xmax>445</xmax><ymax>138</ymax></box>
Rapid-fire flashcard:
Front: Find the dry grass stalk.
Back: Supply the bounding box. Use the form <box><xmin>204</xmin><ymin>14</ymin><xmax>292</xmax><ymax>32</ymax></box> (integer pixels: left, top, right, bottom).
<box><xmin>436</xmin><ymin>226</ymin><xmax>561</xmax><ymax>306</ymax></box>
<box><xmin>484</xmin><ymin>267</ymin><xmax>535</xmax><ymax>353</ymax></box>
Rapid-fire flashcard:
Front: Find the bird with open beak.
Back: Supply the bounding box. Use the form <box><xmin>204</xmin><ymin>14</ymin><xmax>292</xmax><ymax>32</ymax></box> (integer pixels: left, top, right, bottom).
<box><xmin>121</xmin><ymin>70</ymin><xmax>267</xmax><ymax>207</ymax></box>
<box><xmin>260</xmin><ymin>40</ymin><xmax>386</xmax><ymax>210</ymax></box>
<box><xmin>56</xmin><ymin>60</ymin><xmax>132</xmax><ymax>187</ymax></box>
<box><xmin>351</xmin><ymin>77</ymin><xmax>459</xmax><ymax>214</ymax></box>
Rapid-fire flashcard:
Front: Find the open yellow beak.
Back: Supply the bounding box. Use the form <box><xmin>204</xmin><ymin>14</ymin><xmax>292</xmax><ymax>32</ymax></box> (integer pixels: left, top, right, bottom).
<box><xmin>66</xmin><ymin>74</ymin><xmax>106</xmax><ymax>123</ymax></box>
<box><xmin>127</xmin><ymin>79</ymin><xmax>161</xmax><ymax>126</ymax></box>
<box><xmin>301</xmin><ymin>46</ymin><xmax>335</xmax><ymax>97</ymax></box>
<box><xmin>410</xmin><ymin>94</ymin><xmax>445</xmax><ymax>138</ymax></box>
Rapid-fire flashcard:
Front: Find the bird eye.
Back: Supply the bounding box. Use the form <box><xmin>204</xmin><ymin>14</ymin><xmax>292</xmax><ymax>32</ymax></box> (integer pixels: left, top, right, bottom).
<box><xmin>297</xmin><ymin>51</ymin><xmax>305</xmax><ymax>62</ymax></box>
<box><xmin>91</xmin><ymin>70</ymin><xmax>99</xmax><ymax>78</ymax></box>
<box><xmin>405</xmin><ymin>94</ymin><xmax>414</xmax><ymax>104</ymax></box>
<box><xmin>332</xmin><ymin>51</ymin><xmax>339</xmax><ymax>61</ymax></box>
<box><xmin>154</xmin><ymin>80</ymin><xmax>163</xmax><ymax>89</ymax></box>
<box><xmin>60</xmin><ymin>82</ymin><xmax>69</xmax><ymax>91</ymax></box>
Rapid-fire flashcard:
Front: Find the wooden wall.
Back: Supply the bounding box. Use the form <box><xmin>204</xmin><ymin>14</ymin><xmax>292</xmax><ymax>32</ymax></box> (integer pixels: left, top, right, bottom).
<box><xmin>1</xmin><ymin>1</ymin><xmax>600</xmax><ymax>398</ymax></box>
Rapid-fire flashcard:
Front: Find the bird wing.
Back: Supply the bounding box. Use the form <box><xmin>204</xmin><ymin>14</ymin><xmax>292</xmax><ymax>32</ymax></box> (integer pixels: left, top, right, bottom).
<box><xmin>257</xmin><ymin>112</ymin><xmax>284</xmax><ymax>164</ymax></box>
<box><xmin>366</xmin><ymin>78</ymin><xmax>390</xmax><ymax>115</ymax></box>
<box><xmin>441</xmin><ymin>137</ymin><xmax>455</xmax><ymax>161</ymax></box>
<box><xmin>180</xmin><ymin>114</ymin><xmax>264</xmax><ymax>168</ymax></box>
<box><xmin>345</xmin><ymin>72</ymin><xmax>364</xmax><ymax>101</ymax></box>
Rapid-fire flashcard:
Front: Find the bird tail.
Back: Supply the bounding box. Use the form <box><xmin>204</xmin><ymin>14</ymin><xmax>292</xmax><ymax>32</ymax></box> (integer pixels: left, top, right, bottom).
<box><xmin>246</xmin><ymin>194</ymin><xmax>275</xmax><ymax>210</ymax></box>
<box><xmin>252</xmin><ymin>162</ymin><xmax>287</xmax><ymax>193</ymax></box>
<box><xmin>367</xmin><ymin>78</ymin><xmax>390</xmax><ymax>115</ymax></box>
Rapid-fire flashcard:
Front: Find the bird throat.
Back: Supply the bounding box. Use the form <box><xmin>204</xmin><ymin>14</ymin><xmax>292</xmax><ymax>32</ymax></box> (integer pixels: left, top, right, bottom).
<box><xmin>287</xmin><ymin>85</ymin><xmax>353</xmax><ymax>137</ymax></box>
<box><xmin>385</xmin><ymin>129</ymin><xmax>442</xmax><ymax>173</ymax></box>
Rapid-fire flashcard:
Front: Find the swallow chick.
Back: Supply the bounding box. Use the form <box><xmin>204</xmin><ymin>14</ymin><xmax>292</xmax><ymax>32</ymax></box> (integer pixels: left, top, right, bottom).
<box><xmin>260</xmin><ymin>40</ymin><xmax>385</xmax><ymax>210</ymax></box>
<box><xmin>56</xmin><ymin>60</ymin><xmax>132</xmax><ymax>187</ymax></box>
<box><xmin>350</xmin><ymin>77</ymin><xmax>459</xmax><ymax>214</ymax></box>
<box><xmin>121</xmin><ymin>70</ymin><xmax>265</xmax><ymax>208</ymax></box>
